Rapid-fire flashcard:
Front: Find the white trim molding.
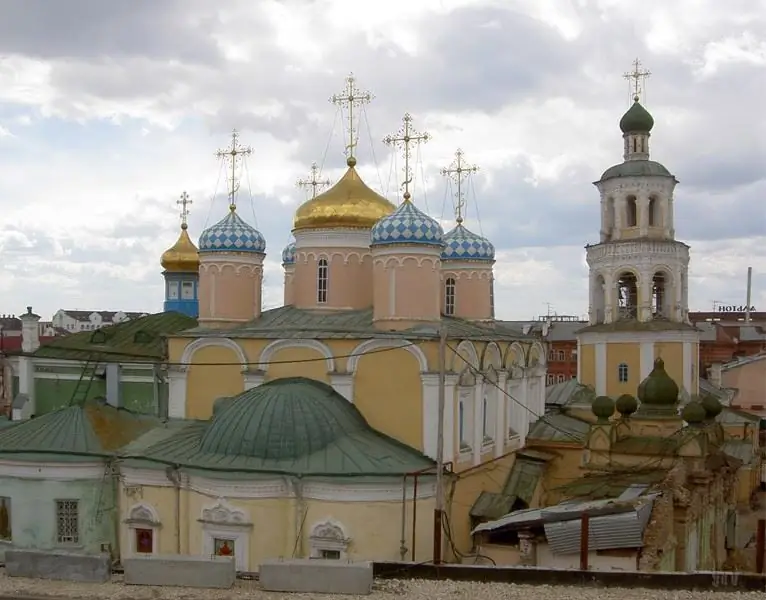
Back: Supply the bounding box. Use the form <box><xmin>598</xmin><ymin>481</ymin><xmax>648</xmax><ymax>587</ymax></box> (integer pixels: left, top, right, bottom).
<box><xmin>124</xmin><ymin>503</ymin><xmax>161</xmax><ymax>555</ymax></box>
<box><xmin>330</xmin><ymin>373</ymin><xmax>354</xmax><ymax>402</ymax></box>
<box><xmin>346</xmin><ymin>338</ymin><xmax>429</xmax><ymax>373</ymax></box>
<box><xmin>259</xmin><ymin>339</ymin><xmax>335</xmax><ymax>373</ymax></box>
<box><xmin>167</xmin><ymin>366</ymin><xmax>188</xmax><ymax>419</ymax></box>
<box><xmin>640</xmin><ymin>342</ymin><xmax>654</xmax><ymax>380</ymax></box>
<box><xmin>578</xmin><ymin>329</ymin><xmax>700</xmax><ymax>344</ymax></box>
<box><xmin>179</xmin><ymin>337</ymin><xmax>248</xmax><ymax>368</ymax></box>
<box><xmin>200</xmin><ymin>500</ymin><xmax>252</xmax><ymax>571</ymax></box>
<box><xmin>309</xmin><ymin>519</ymin><xmax>351</xmax><ymax>559</ymax></box>
<box><xmin>595</xmin><ymin>342</ymin><xmax>607</xmax><ymax>396</ymax></box>
<box><xmin>0</xmin><ymin>460</ymin><xmax>105</xmax><ymax>481</ymax></box>
<box><xmin>243</xmin><ymin>370</ymin><xmax>265</xmax><ymax>390</ymax></box>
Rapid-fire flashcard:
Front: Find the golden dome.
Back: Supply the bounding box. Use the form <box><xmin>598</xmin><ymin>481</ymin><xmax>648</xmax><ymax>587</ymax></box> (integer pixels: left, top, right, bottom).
<box><xmin>293</xmin><ymin>158</ymin><xmax>396</xmax><ymax>231</ymax></box>
<box><xmin>160</xmin><ymin>224</ymin><xmax>200</xmax><ymax>273</ymax></box>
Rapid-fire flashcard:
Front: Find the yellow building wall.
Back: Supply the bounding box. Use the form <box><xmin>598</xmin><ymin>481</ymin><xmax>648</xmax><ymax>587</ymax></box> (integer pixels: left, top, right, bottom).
<box><xmin>606</xmin><ymin>342</ymin><xmax>641</xmax><ymax>397</ymax></box>
<box><xmin>264</xmin><ymin>347</ymin><xmax>330</xmax><ymax>383</ymax></box>
<box><xmin>353</xmin><ymin>348</ymin><xmax>423</xmax><ymax>450</ymax></box>
<box><xmin>119</xmin><ymin>481</ymin><xmax>435</xmax><ymax>569</ymax></box>
<box><xmin>579</xmin><ymin>344</ymin><xmax>595</xmax><ymax>387</ymax></box>
<box><xmin>186</xmin><ymin>346</ymin><xmax>245</xmax><ymax>419</ymax></box>
<box><xmin>529</xmin><ymin>445</ymin><xmax>584</xmax><ymax>506</ymax></box>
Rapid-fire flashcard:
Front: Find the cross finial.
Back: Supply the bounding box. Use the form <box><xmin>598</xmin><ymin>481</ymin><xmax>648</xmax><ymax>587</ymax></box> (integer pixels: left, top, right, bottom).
<box><xmin>383</xmin><ymin>113</ymin><xmax>430</xmax><ymax>202</ymax></box>
<box><xmin>440</xmin><ymin>149</ymin><xmax>479</xmax><ymax>224</ymax></box>
<box><xmin>329</xmin><ymin>73</ymin><xmax>374</xmax><ymax>166</ymax></box>
<box><xmin>177</xmin><ymin>191</ymin><xmax>192</xmax><ymax>230</ymax></box>
<box><xmin>296</xmin><ymin>162</ymin><xmax>332</xmax><ymax>199</ymax></box>
<box><xmin>215</xmin><ymin>129</ymin><xmax>252</xmax><ymax>211</ymax></box>
<box><xmin>623</xmin><ymin>58</ymin><xmax>651</xmax><ymax>103</ymax></box>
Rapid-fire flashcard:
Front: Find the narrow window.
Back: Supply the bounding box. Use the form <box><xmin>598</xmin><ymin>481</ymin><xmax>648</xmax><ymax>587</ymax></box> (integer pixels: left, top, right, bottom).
<box><xmin>0</xmin><ymin>497</ymin><xmax>11</xmax><ymax>541</ymax></box>
<box><xmin>489</xmin><ymin>277</ymin><xmax>495</xmax><ymax>318</ymax></box>
<box><xmin>445</xmin><ymin>277</ymin><xmax>456</xmax><ymax>316</ymax></box>
<box><xmin>166</xmin><ymin>281</ymin><xmax>179</xmax><ymax>300</ymax></box>
<box><xmin>55</xmin><ymin>499</ymin><xmax>79</xmax><ymax>544</ymax></box>
<box><xmin>181</xmin><ymin>281</ymin><xmax>194</xmax><ymax>300</ymax></box>
<box><xmin>626</xmin><ymin>196</ymin><xmax>637</xmax><ymax>227</ymax></box>
<box><xmin>557</xmin><ymin>374</ymin><xmax>565</xmax><ymax>383</ymax></box>
<box><xmin>458</xmin><ymin>401</ymin><xmax>466</xmax><ymax>447</ymax></box>
<box><xmin>135</xmin><ymin>528</ymin><xmax>153</xmax><ymax>553</ymax></box>
<box><xmin>320</xmin><ymin>549</ymin><xmax>341</xmax><ymax>560</ymax></box>
<box><xmin>482</xmin><ymin>395</ymin><xmax>489</xmax><ymax>439</ymax></box>
<box><xmin>317</xmin><ymin>258</ymin><xmax>329</xmax><ymax>304</ymax></box>
<box><xmin>547</xmin><ymin>374</ymin><xmax>555</xmax><ymax>385</ymax></box>
<box><xmin>618</xmin><ymin>363</ymin><xmax>629</xmax><ymax>383</ymax></box>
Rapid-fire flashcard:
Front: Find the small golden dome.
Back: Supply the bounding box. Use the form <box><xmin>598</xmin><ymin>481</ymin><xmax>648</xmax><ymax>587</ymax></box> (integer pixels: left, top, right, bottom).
<box><xmin>161</xmin><ymin>224</ymin><xmax>200</xmax><ymax>272</ymax></box>
<box><xmin>293</xmin><ymin>159</ymin><xmax>396</xmax><ymax>231</ymax></box>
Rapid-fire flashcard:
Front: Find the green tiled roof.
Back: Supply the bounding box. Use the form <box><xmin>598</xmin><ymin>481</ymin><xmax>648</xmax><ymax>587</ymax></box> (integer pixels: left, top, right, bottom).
<box><xmin>599</xmin><ymin>160</ymin><xmax>672</xmax><ymax>183</ymax></box>
<box><xmin>180</xmin><ymin>305</ymin><xmax>532</xmax><ymax>342</ymax></box>
<box><xmin>121</xmin><ymin>377</ymin><xmax>434</xmax><ymax>477</ymax></box>
<box><xmin>527</xmin><ymin>411</ymin><xmax>590</xmax><ymax>444</ymax></box>
<box><xmin>0</xmin><ymin>400</ymin><xmax>160</xmax><ymax>459</ymax></box>
<box><xmin>26</xmin><ymin>311</ymin><xmax>197</xmax><ymax>363</ymax></box>
<box><xmin>546</xmin><ymin>379</ymin><xmax>596</xmax><ymax>407</ymax></box>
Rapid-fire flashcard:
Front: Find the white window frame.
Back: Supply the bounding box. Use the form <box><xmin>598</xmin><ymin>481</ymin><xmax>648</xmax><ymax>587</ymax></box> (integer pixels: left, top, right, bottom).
<box><xmin>618</xmin><ymin>362</ymin><xmax>629</xmax><ymax>383</ymax></box>
<box><xmin>55</xmin><ymin>499</ymin><xmax>80</xmax><ymax>546</ymax></box>
<box><xmin>125</xmin><ymin>503</ymin><xmax>161</xmax><ymax>555</ymax></box>
<box><xmin>200</xmin><ymin>501</ymin><xmax>252</xmax><ymax>571</ymax></box>
<box><xmin>444</xmin><ymin>277</ymin><xmax>456</xmax><ymax>316</ymax></box>
<box><xmin>167</xmin><ymin>281</ymin><xmax>179</xmax><ymax>300</ymax></box>
<box><xmin>181</xmin><ymin>281</ymin><xmax>195</xmax><ymax>300</ymax></box>
<box><xmin>458</xmin><ymin>385</ymin><xmax>474</xmax><ymax>458</ymax></box>
<box><xmin>317</xmin><ymin>258</ymin><xmax>329</xmax><ymax>304</ymax></box>
<box><xmin>309</xmin><ymin>519</ymin><xmax>350</xmax><ymax>559</ymax></box>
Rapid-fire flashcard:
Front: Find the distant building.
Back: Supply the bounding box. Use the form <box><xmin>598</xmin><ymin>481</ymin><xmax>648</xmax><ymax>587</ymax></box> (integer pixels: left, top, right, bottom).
<box><xmin>51</xmin><ymin>310</ymin><xmax>149</xmax><ymax>333</ymax></box>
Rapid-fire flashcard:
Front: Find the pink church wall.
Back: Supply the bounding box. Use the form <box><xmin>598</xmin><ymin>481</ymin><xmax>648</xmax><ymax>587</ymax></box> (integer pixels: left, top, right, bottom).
<box><xmin>372</xmin><ymin>253</ymin><xmax>441</xmax><ymax>330</ymax></box>
<box><xmin>292</xmin><ymin>249</ymin><xmax>373</xmax><ymax>310</ymax></box>
<box><xmin>283</xmin><ymin>266</ymin><xmax>295</xmax><ymax>306</ymax></box>
<box><xmin>442</xmin><ymin>266</ymin><xmax>494</xmax><ymax>320</ymax></box>
<box><xmin>198</xmin><ymin>257</ymin><xmax>263</xmax><ymax>327</ymax></box>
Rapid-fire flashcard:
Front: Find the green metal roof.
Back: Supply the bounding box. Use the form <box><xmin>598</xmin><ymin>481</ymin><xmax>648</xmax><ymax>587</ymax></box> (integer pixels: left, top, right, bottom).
<box><xmin>0</xmin><ymin>400</ymin><xmax>160</xmax><ymax>459</ymax></box>
<box><xmin>26</xmin><ymin>311</ymin><xmax>197</xmax><ymax>363</ymax></box>
<box><xmin>527</xmin><ymin>411</ymin><xmax>590</xmax><ymax>444</ymax></box>
<box><xmin>122</xmin><ymin>377</ymin><xmax>434</xmax><ymax>477</ymax></box>
<box><xmin>555</xmin><ymin>469</ymin><xmax>668</xmax><ymax>501</ymax></box>
<box><xmin>546</xmin><ymin>379</ymin><xmax>596</xmax><ymax>407</ymax></box>
<box><xmin>180</xmin><ymin>305</ymin><xmax>532</xmax><ymax>342</ymax></box>
<box><xmin>599</xmin><ymin>159</ymin><xmax>673</xmax><ymax>183</ymax></box>
<box><xmin>722</xmin><ymin>439</ymin><xmax>756</xmax><ymax>466</ymax></box>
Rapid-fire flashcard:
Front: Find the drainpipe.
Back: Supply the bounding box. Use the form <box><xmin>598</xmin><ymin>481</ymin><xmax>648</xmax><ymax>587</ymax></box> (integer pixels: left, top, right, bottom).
<box><xmin>291</xmin><ymin>478</ymin><xmax>306</xmax><ymax>558</ymax></box>
<box><xmin>165</xmin><ymin>466</ymin><xmax>182</xmax><ymax>553</ymax></box>
<box><xmin>400</xmin><ymin>474</ymin><xmax>408</xmax><ymax>560</ymax></box>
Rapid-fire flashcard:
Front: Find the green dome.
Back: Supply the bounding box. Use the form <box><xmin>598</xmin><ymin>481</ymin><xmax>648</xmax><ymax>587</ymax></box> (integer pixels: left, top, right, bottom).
<box><xmin>200</xmin><ymin>377</ymin><xmax>368</xmax><ymax>459</ymax></box>
<box><xmin>599</xmin><ymin>160</ymin><xmax>672</xmax><ymax>183</ymax></box>
<box><xmin>638</xmin><ymin>358</ymin><xmax>679</xmax><ymax>406</ymax></box>
<box><xmin>682</xmin><ymin>401</ymin><xmax>707</xmax><ymax>425</ymax></box>
<box><xmin>620</xmin><ymin>98</ymin><xmax>654</xmax><ymax>133</ymax></box>
<box><xmin>592</xmin><ymin>395</ymin><xmax>615</xmax><ymax>421</ymax></box>
<box><xmin>700</xmin><ymin>395</ymin><xmax>723</xmax><ymax>420</ymax></box>
<box><xmin>615</xmin><ymin>394</ymin><xmax>638</xmax><ymax>417</ymax></box>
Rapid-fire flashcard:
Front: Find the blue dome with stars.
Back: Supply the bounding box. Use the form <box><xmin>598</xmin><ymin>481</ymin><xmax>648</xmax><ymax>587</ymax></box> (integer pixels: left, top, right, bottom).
<box><xmin>370</xmin><ymin>200</ymin><xmax>444</xmax><ymax>247</ymax></box>
<box><xmin>199</xmin><ymin>208</ymin><xmax>266</xmax><ymax>254</ymax></box>
<box><xmin>442</xmin><ymin>223</ymin><xmax>495</xmax><ymax>261</ymax></box>
<box><xmin>282</xmin><ymin>240</ymin><xmax>296</xmax><ymax>265</ymax></box>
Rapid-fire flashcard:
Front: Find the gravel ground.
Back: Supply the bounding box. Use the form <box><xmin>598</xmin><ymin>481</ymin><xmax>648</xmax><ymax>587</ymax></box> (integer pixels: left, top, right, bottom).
<box><xmin>0</xmin><ymin>571</ymin><xmax>764</xmax><ymax>600</ymax></box>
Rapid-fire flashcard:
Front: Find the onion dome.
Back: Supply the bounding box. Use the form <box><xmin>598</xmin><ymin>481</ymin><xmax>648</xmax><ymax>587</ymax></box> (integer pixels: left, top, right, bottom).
<box><xmin>199</xmin><ymin>207</ymin><xmax>266</xmax><ymax>254</ymax></box>
<box><xmin>293</xmin><ymin>158</ymin><xmax>396</xmax><ymax>231</ymax></box>
<box><xmin>282</xmin><ymin>240</ymin><xmax>296</xmax><ymax>265</ymax></box>
<box><xmin>700</xmin><ymin>395</ymin><xmax>723</xmax><ymax>420</ymax></box>
<box><xmin>441</xmin><ymin>223</ymin><xmax>495</xmax><ymax>261</ymax></box>
<box><xmin>591</xmin><ymin>395</ymin><xmax>615</xmax><ymax>422</ymax></box>
<box><xmin>620</xmin><ymin>97</ymin><xmax>655</xmax><ymax>133</ymax></box>
<box><xmin>161</xmin><ymin>223</ymin><xmax>200</xmax><ymax>273</ymax></box>
<box><xmin>682</xmin><ymin>400</ymin><xmax>707</xmax><ymax>426</ymax></box>
<box><xmin>370</xmin><ymin>199</ymin><xmax>444</xmax><ymax>247</ymax></box>
<box><xmin>615</xmin><ymin>394</ymin><xmax>638</xmax><ymax>418</ymax></box>
<box><xmin>637</xmin><ymin>358</ymin><xmax>679</xmax><ymax>406</ymax></box>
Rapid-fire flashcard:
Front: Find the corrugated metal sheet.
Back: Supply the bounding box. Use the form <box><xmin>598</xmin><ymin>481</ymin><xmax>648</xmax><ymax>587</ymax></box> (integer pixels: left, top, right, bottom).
<box><xmin>544</xmin><ymin>500</ymin><xmax>654</xmax><ymax>555</ymax></box>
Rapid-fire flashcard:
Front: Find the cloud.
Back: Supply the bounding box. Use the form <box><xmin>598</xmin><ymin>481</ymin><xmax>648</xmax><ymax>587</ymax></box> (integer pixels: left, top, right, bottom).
<box><xmin>0</xmin><ymin>0</ymin><xmax>764</xmax><ymax>321</ymax></box>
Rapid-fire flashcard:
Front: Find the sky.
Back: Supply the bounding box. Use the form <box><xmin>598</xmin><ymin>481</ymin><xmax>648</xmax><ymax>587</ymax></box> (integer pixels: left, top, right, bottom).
<box><xmin>0</xmin><ymin>0</ymin><xmax>764</xmax><ymax>321</ymax></box>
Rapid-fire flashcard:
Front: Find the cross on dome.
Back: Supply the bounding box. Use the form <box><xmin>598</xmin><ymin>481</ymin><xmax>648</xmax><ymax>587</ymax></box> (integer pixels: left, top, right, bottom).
<box><xmin>623</xmin><ymin>58</ymin><xmax>651</xmax><ymax>103</ymax></box>
<box><xmin>215</xmin><ymin>129</ymin><xmax>252</xmax><ymax>211</ymax></box>
<box><xmin>440</xmin><ymin>149</ymin><xmax>479</xmax><ymax>224</ymax></box>
<box><xmin>383</xmin><ymin>113</ymin><xmax>430</xmax><ymax>202</ymax></box>
<box><xmin>296</xmin><ymin>162</ymin><xmax>332</xmax><ymax>199</ymax></box>
<box><xmin>329</xmin><ymin>73</ymin><xmax>374</xmax><ymax>165</ymax></box>
<box><xmin>177</xmin><ymin>191</ymin><xmax>192</xmax><ymax>230</ymax></box>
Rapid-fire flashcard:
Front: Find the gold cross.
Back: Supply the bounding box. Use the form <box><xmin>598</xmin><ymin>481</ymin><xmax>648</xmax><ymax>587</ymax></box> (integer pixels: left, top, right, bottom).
<box><xmin>440</xmin><ymin>149</ymin><xmax>479</xmax><ymax>224</ymax></box>
<box><xmin>215</xmin><ymin>129</ymin><xmax>252</xmax><ymax>211</ymax></box>
<box><xmin>177</xmin><ymin>191</ymin><xmax>192</xmax><ymax>229</ymax></box>
<box><xmin>330</xmin><ymin>73</ymin><xmax>374</xmax><ymax>163</ymax></box>
<box><xmin>296</xmin><ymin>162</ymin><xmax>332</xmax><ymax>199</ymax></box>
<box><xmin>383</xmin><ymin>113</ymin><xmax>430</xmax><ymax>202</ymax></box>
<box><xmin>623</xmin><ymin>58</ymin><xmax>651</xmax><ymax>102</ymax></box>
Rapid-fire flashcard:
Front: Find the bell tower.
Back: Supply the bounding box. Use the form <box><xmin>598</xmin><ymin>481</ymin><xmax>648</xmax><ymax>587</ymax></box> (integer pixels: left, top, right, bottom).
<box><xmin>577</xmin><ymin>60</ymin><xmax>699</xmax><ymax>399</ymax></box>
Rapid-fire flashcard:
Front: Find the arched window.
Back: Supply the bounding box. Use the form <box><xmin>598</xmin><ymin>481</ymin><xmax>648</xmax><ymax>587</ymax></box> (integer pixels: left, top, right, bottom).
<box><xmin>458</xmin><ymin>402</ymin><xmax>465</xmax><ymax>446</ymax></box>
<box><xmin>445</xmin><ymin>277</ymin><xmax>456</xmax><ymax>316</ymax></box>
<box><xmin>482</xmin><ymin>395</ymin><xmax>488</xmax><ymax>438</ymax></box>
<box><xmin>618</xmin><ymin>363</ymin><xmax>629</xmax><ymax>383</ymax></box>
<box><xmin>626</xmin><ymin>196</ymin><xmax>637</xmax><ymax>227</ymax></box>
<box><xmin>317</xmin><ymin>258</ymin><xmax>329</xmax><ymax>304</ymax></box>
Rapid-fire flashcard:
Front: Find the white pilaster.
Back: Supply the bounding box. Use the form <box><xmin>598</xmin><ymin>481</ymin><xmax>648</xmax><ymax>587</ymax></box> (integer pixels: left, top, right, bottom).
<box><xmin>495</xmin><ymin>373</ymin><xmax>507</xmax><ymax>457</ymax></box>
<box><xmin>17</xmin><ymin>356</ymin><xmax>35</xmax><ymax>416</ymax></box>
<box><xmin>444</xmin><ymin>374</ymin><xmax>457</xmax><ymax>462</ymax></box>
<box><xmin>519</xmin><ymin>376</ymin><xmax>530</xmax><ymax>444</ymax></box>
<box><xmin>421</xmin><ymin>374</ymin><xmax>440</xmax><ymax>460</ymax></box>
<box><xmin>167</xmin><ymin>368</ymin><xmax>188</xmax><ymax>419</ymax></box>
<box><xmin>244</xmin><ymin>371</ymin><xmax>265</xmax><ymax>391</ymax></box>
<box><xmin>640</xmin><ymin>342</ymin><xmax>654</xmax><ymax>380</ymax></box>
<box><xmin>330</xmin><ymin>373</ymin><xmax>354</xmax><ymax>403</ymax></box>
<box><xmin>576</xmin><ymin>338</ymin><xmax>582</xmax><ymax>381</ymax></box>
<box><xmin>682</xmin><ymin>341</ymin><xmax>692</xmax><ymax>394</ymax></box>
<box><xmin>595</xmin><ymin>342</ymin><xmax>607</xmax><ymax>396</ymax></box>
<box><xmin>472</xmin><ymin>381</ymin><xmax>483</xmax><ymax>465</ymax></box>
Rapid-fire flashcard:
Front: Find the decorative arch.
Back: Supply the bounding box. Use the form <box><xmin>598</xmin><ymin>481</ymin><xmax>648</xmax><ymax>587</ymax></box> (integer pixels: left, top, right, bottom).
<box><xmin>201</xmin><ymin>499</ymin><xmax>250</xmax><ymax>526</ymax></box>
<box><xmin>259</xmin><ymin>339</ymin><xmax>336</xmax><ymax>373</ymax></box>
<box><xmin>481</xmin><ymin>342</ymin><xmax>502</xmax><ymax>371</ymax></box>
<box><xmin>127</xmin><ymin>502</ymin><xmax>160</xmax><ymax>526</ymax></box>
<box><xmin>347</xmin><ymin>338</ymin><xmax>428</xmax><ymax>373</ymax></box>
<box><xmin>505</xmin><ymin>341</ymin><xmax>529</xmax><ymax>369</ymax></box>
<box><xmin>529</xmin><ymin>341</ymin><xmax>547</xmax><ymax>368</ymax></box>
<box><xmin>449</xmin><ymin>340</ymin><xmax>480</xmax><ymax>372</ymax></box>
<box><xmin>180</xmin><ymin>337</ymin><xmax>248</xmax><ymax>368</ymax></box>
<box><xmin>125</xmin><ymin>503</ymin><xmax>161</xmax><ymax>555</ymax></box>
<box><xmin>309</xmin><ymin>518</ymin><xmax>350</xmax><ymax>559</ymax></box>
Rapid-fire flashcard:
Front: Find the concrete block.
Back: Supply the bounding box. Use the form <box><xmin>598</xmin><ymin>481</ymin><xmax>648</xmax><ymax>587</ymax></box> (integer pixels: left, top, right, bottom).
<box><xmin>260</xmin><ymin>558</ymin><xmax>373</xmax><ymax>595</ymax></box>
<box><xmin>5</xmin><ymin>549</ymin><xmax>111</xmax><ymax>583</ymax></box>
<box><xmin>123</xmin><ymin>554</ymin><xmax>235</xmax><ymax>589</ymax></box>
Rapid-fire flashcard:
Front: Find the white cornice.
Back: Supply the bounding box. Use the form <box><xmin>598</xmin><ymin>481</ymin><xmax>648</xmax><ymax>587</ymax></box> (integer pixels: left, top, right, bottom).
<box><xmin>295</xmin><ymin>229</ymin><xmax>371</xmax><ymax>249</ymax></box>
<box><xmin>578</xmin><ymin>330</ymin><xmax>699</xmax><ymax>344</ymax></box>
<box><xmin>0</xmin><ymin>459</ymin><xmax>105</xmax><ymax>480</ymax></box>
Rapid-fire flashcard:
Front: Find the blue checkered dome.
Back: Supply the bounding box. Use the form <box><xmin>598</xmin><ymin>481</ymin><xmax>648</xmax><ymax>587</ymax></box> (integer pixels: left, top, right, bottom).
<box><xmin>370</xmin><ymin>200</ymin><xmax>444</xmax><ymax>247</ymax></box>
<box><xmin>199</xmin><ymin>209</ymin><xmax>266</xmax><ymax>254</ymax></box>
<box><xmin>282</xmin><ymin>240</ymin><xmax>296</xmax><ymax>265</ymax></box>
<box><xmin>442</xmin><ymin>223</ymin><xmax>495</xmax><ymax>261</ymax></box>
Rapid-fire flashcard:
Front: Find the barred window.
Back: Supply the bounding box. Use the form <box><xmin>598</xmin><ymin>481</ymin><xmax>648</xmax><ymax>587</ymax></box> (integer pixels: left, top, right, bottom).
<box><xmin>56</xmin><ymin>500</ymin><xmax>79</xmax><ymax>544</ymax></box>
<box><xmin>445</xmin><ymin>278</ymin><xmax>456</xmax><ymax>316</ymax></box>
